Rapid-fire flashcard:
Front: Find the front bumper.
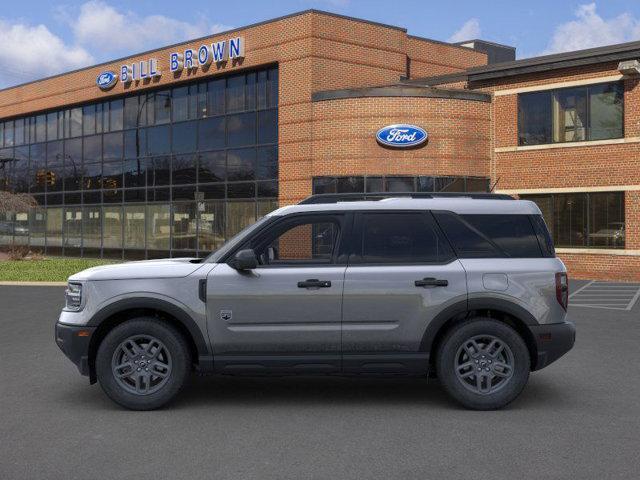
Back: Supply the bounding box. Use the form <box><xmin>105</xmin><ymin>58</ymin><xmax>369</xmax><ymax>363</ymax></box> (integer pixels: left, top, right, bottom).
<box><xmin>55</xmin><ymin>323</ymin><xmax>96</xmax><ymax>377</ymax></box>
<box><xmin>530</xmin><ymin>321</ymin><xmax>576</xmax><ymax>371</ymax></box>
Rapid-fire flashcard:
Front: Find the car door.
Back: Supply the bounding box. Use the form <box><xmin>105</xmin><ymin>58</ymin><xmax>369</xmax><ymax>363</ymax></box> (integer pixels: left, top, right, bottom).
<box><xmin>206</xmin><ymin>212</ymin><xmax>349</xmax><ymax>373</ymax></box>
<box><xmin>341</xmin><ymin>211</ymin><xmax>467</xmax><ymax>374</ymax></box>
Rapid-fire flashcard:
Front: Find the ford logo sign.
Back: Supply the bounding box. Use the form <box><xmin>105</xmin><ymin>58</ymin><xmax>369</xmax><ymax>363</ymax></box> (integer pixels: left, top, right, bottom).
<box><xmin>96</xmin><ymin>71</ymin><xmax>118</xmax><ymax>90</ymax></box>
<box><xmin>376</xmin><ymin>124</ymin><xmax>428</xmax><ymax>148</ymax></box>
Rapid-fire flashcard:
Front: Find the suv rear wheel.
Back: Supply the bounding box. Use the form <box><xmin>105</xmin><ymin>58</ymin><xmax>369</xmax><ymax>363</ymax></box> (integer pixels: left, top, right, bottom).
<box><xmin>436</xmin><ymin>318</ymin><xmax>530</xmax><ymax>410</ymax></box>
<box><xmin>95</xmin><ymin>318</ymin><xmax>191</xmax><ymax>410</ymax></box>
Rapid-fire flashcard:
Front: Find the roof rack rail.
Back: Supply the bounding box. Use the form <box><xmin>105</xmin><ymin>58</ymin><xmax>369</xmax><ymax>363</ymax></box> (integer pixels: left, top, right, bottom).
<box><xmin>298</xmin><ymin>192</ymin><xmax>514</xmax><ymax>204</ymax></box>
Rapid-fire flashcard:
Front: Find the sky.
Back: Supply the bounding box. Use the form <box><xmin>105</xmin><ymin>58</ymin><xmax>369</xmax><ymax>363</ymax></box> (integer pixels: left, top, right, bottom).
<box><xmin>2</xmin><ymin>0</ymin><xmax>640</xmax><ymax>88</ymax></box>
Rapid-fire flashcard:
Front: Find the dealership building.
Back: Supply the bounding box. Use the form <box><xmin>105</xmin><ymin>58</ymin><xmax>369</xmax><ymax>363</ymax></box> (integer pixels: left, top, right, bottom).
<box><xmin>0</xmin><ymin>9</ymin><xmax>638</xmax><ymax>280</ymax></box>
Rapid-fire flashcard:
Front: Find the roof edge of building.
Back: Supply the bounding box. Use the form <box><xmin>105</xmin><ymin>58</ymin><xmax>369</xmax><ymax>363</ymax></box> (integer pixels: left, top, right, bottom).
<box><xmin>311</xmin><ymin>85</ymin><xmax>491</xmax><ymax>103</ymax></box>
<box><xmin>0</xmin><ymin>9</ymin><xmax>408</xmax><ymax>95</ymax></box>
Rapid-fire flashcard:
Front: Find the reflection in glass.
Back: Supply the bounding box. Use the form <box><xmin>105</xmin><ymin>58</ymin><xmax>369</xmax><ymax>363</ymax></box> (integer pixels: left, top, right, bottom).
<box><xmin>147</xmin><ymin>204</ymin><xmax>170</xmax><ymax>250</ymax></box>
<box><xmin>83</xmin><ymin>206</ymin><xmax>101</xmax><ymax>249</ymax></box>
<box><xmin>124</xmin><ymin>205</ymin><xmax>144</xmax><ymax>249</ymax></box>
<box><xmin>172</xmin><ymin>202</ymin><xmax>196</xmax><ymax>250</ymax></box>
<box><xmin>198</xmin><ymin>201</ymin><xmax>225</xmax><ymax>252</ymax></box>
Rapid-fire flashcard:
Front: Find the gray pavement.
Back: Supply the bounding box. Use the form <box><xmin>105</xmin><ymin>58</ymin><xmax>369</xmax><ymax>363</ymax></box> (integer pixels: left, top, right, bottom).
<box><xmin>1</xmin><ymin>281</ymin><xmax>639</xmax><ymax>480</ymax></box>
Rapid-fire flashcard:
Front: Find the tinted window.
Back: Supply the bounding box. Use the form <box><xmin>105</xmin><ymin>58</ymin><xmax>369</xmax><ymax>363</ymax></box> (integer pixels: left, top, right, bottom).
<box><xmin>461</xmin><ymin>215</ymin><xmax>542</xmax><ymax>258</ymax></box>
<box><xmin>433</xmin><ymin>212</ymin><xmax>500</xmax><ymax>258</ymax></box>
<box><xmin>359</xmin><ymin>213</ymin><xmax>453</xmax><ymax>264</ymax></box>
<box><xmin>257</xmin><ymin>219</ymin><xmax>339</xmax><ymax>265</ymax></box>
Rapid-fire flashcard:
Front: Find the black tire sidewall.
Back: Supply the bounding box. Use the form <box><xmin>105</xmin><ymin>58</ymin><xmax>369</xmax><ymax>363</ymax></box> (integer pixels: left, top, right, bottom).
<box><xmin>96</xmin><ymin>317</ymin><xmax>191</xmax><ymax>410</ymax></box>
<box><xmin>436</xmin><ymin>318</ymin><xmax>530</xmax><ymax>410</ymax></box>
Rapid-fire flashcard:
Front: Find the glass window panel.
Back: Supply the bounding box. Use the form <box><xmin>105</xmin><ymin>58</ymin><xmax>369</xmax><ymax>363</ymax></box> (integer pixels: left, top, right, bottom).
<box><xmin>102</xmin><ymin>160</ymin><xmax>122</xmax><ymax>190</ymax></box>
<box><xmin>47</xmin><ymin>112</ymin><xmax>58</xmax><ymax>141</ymax></box>
<box><xmin>82</xmin><ymin>161</ymin><xmax>102</xmax><ymax>190</ymax></box>
<box><xmin>0</xmin><ymin>212</ymin><xmax>14</xmax><ymax>246</ymax></box>
<box><xmin>14</xmin><ymin>118</ymin><xmax>25</xmax><ymax>146</ymax></box>
<box><xmin>123</xmin><ymin>158</ymin><xmax>147</xmax><ymax>188</ymax></box>
<box><xmin>104</xmin><ymin>206</ymin><xmax>123</xmax><ymax>249</ymax></box>
<box><xmin>588</xmin><ymin>192</ymin><xmax>625</xmax><ymax>248</ymax></box>
<box><xmin>188</xmin><ymin>85</ymin><xmax>198</xmax><ymax>120</ymax></box>
<box><xmin>0</xmin><ymin>122</ymin><xmax>4</xmax><ymax>147</ymax></box>
<box><xmin>518</xmin><ymin>91</ymin><xmax>552</xmax><ymax>146</ymax></box>
<box><xmin>124</xmin><ymin>96</ymin><xmax>139</xmax><ymax>129</ymax></box>
<box><xmin>83</xmin><ymin>191</ymin><xmax>101</xmax><ymax>204</ymax></box>
<box><xmin>4</xmin><ymin>121</ymin><xmax>14</xmax><ymax>146</ymax></box>
<box><xmin>555</xmin><ymin>193</ymin><xmax>587</xmax><ymax>248</ymax></box>
<box><xmin>226</xmin><ymin>201</ymin><xmax>255</xmax><ymax>237</ymax></box>
<box><xmin>336</xmin><ymin>177</ymin><xmax>364</xmax><ymax>193</ymax></box>
<box><xmin>124</xmin><ymin>205</ymin><xmax>144</xmax><ymax>249</ymax></box>
<box><xmin>434</xmin><ymin>177</ymin><xmax>461</xmax><ymax>192</ymax></box>
<box><xmin>147</xmin><ymin>204</ymin><xmax>170</xmax><ymax>250</ymax></box>
<box><xmin>268</xmin><ymin>68</ymin><xmax>279</xmax><ymax>108</ymax></box>
<box><xmin>12</xmin><ymin>211</ymin><xmax>29</xmax><ymax>245</ymax></box>
<box><xmin>109</xmin><ymin>99</ymin><xmax>123</xmax><ymax>131</ymax></box>
<box><xmin>198</xmin><ymin>117</ymin><xmax>225</xmax><ymax>150</ymax></box>
<box><xmin>462</xmin><ymin>214</ymin><xmax>542</xmax><ymax>258</ymax></box>
<box><xmin>147</xmin><ymin>125</ymin><xmax>171</xmax><ymax>155</ymax></box>
<box><xmin>246</xmin><ymin>72</ymin><xmax>256</xmax><ymax>110</ymax></box>
<box><xmin>417</xmin><ymin>176</ymin><xmax>434</xmax><ymax>192</ymax></box>
<box><xmin>172</xmin><ymin>121</ymin><xmax>197</xmax><ymax>153</ymax></box>
<box><xmin>365</xmin><ymin>177</ymin><xmax>384</xmax><ymax>193</ymax></box>
<box><xmin>148</xmin><ymin>187</ymin><xmax>170</xmax><ymax>202</ymax></box>
<box><xmin>172</xmin><ymin>154</ymin><xmax>197</xmax><ymax>185</ymax></box>
<box><xmin>172</xmin><ymin>202</ymin><xmax>197</xmax><ymax>250</ymax></box>
<box><xmin>227</xmin><ymin>112</ymin><xmax>256</xmax><ymax>147</ymax></box>
<box><xmin>257</xmin><ymin>70</ymin><xmax>268</xmax><ymax>110</ymax></box>
<box><xmin>47</xmin><ymin>193</ymin><xmax>63</xmax><ymax>206</ymax></box>
<box><xmin>312</xmin><ymin>177</ymin><xmax>337</xmax><ymax>194</ymax></box>
<box><xmin>83</xmin><ymin>135</ymin><xmax>102</xmax><ymax>163</ymax></box>
<box><xmin>227</xmin><ymin>148</ymin><xmax>255</xmax><ymax>181</ymax></box>
<box><xmin>257</xmin><ymin>109</ymin><xmax>277</xmax><ymax>144</ymax></box>
<box><xmin>154</xmin><ymin>91</ymin><xmax>171</xmax><ymax>124</ymax></box>
<box><xmin>257</xmin><ymin>180</ymin><xmax>277</xmax><ymax>198</ymax></box>
<box><xmin>96</xmin><ymin>103</ymin><xmax>105</xmax><ymax>133</ymax></box>
<box><xmin>65</xmin><ymin>191</ymin><xmax>82</xmax><ymax>204</ymax></box>
<box><xmin>46</xmin><ymin>207</ymin><xmax>63</xmax><ymax>247</ymax></box>
<box><xmin>150</xmin><ymin>156</ymin><xmax>171</xmax><ymax>186</ymax></box>
<box><xmin>196</xmin><ymin>83</ymin><xmax>207</xmax><ymax>118</ymax></box>
<box><xmin>226</xmin><ymin>74</ymin><xmax>245</xmax><ymax>113</ymax></box>
<box><xmin>64</xmin><ymin>207</ymin><xmax>83</xmax><ymax>249</ymax></box>
<box><xmin>103</xmin><ymin>132</ymin><xmax>123</xmax><ymax>160</ymax></box>
<box><xmin>70</xmin><ymin>108</ymin><xmax>83</xmax><ymax>138</ymax></box>
<box><xmin>228</xmin><ymin>182</ymin><xmax>255</xmax><ymax>198</ymax></box>
<box><xmin>589</xmin><ymin>83</ymin><xmax>623</xmax><ymax>141</ymax></box>
<box><xmin>207</xmin><ymin>79</ymin><xmax>225</xmax><ymax>116</ymax></box>
<box><xmin>124</xmin><ymin>189</ymin><xmax>146</xmax><ymax>203</ymax></box>
<box><xmin>198</xmin><ymin>200</ymin><xmax>225</xmax><ymax>252</ymax></box>
<box><xmin>29</xmin><ymin>207</ymin><xmax>46</xmax><ymax>247</ymax></box>
<box><xmin>82</xmin><ymin>206</ymin><xmax>102</xmax><ymax>249</ymax></box>
<box><xmin>13</xmin><ymin>146</ymin><xmax>29</xmax><ymax>193</ymax></box>
<box><xmin>124</xmin><ymin>128</ymin><xmax>146</xmax><ymax>158</ymax></box>
<box><xmin>35</xmin><ymin>115</ymin><xmax>46</xmax><ymax>143</ymax></box>
<box><xmin>386</xmin><ymin>177</ymin><xmax>414</xmax><ymax>192</ymax></box>
<box><xmin>552</xmin><ymin>87</ymin><xmax>588</xmax><ymax>143</ymax></box>
<box><xmin>172</xmin><ymin>186</ymin><xmax>196</xmax><ymax>201</ymax></box>
<box><xmin>199</xmin><ymin>183</ymin><xmax>225</xmax><ymax>199</ymax></box>
<box><xmin>172</xmin><ymin>86</ymin><xmax>189</xmax><ymax>122</ymax></box>
<box><xmin>83</xmin><ymin>105</ymin><xmax>96</xmax><ymax>135</ymax></box>
<box><xmin>102</xmin><ymin>189</ymin><xmax>122</xmax><ymax>203</ymax></box>
<box><xmin>256</xmin><ymin>145</ymin><xmax>277</xmax><ymax>180</ymax></box>
<box><xmin>257</xmin><ymin>199</ymin><xmax>278</xmax><ymax>218</ymax></box>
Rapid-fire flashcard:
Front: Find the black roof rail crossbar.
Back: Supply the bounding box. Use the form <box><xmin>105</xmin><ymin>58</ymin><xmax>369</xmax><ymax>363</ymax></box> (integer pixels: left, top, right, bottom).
<box><xmin>298</xmin><ymin>192</ymin><xmax>514</xmax><ymax>204</ymax></box>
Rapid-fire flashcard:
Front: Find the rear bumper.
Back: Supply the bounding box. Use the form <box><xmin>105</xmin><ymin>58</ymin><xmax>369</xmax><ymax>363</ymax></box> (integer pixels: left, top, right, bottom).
<box><xmin>530</xmin><ymin>321</ymin><xmax>576</xmax><ymax>371</ymax></box>
<box><xmin>55</xmin><ymin>323</ymin><xmax>96</xmax><ymax>377</ymax></box>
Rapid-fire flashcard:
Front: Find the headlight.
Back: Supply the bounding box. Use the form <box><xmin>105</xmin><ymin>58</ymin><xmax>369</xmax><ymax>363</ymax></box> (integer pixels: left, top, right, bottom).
<box><xmin>65</xmin><ymin>283</ymin><xmax>83</xmax><ymax>311</ymax></box>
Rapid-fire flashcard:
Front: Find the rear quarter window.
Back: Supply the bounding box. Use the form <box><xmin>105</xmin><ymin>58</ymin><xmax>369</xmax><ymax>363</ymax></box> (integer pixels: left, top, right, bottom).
<box><xmin>433</xmin><ymin>212</ymin><xmax>545</xmax><ymax>258</ymax></box>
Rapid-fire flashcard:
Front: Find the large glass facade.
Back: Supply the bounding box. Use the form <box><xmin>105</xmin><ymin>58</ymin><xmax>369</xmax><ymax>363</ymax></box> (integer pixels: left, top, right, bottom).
<box><xmin>313</xmin><ymin>175</ymin><xmax>490</xmax><ymax>195</ymax></box>
<box><xmin>0</xmin><ymin>66</ymin><xmax>278</xmax><ymax>258</ymax></box>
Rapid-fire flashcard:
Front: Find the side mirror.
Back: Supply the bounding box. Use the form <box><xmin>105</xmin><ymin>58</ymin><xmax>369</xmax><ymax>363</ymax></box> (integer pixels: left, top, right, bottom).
<box><xmin>232</xmin><ymin>249</ymin><xmax>258</xmax><ymax>271</ymax></box>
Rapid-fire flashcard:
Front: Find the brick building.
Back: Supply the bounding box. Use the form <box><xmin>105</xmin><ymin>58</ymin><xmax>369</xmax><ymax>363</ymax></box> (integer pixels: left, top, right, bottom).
<box><xmin>0</xmin><ymin>9</ymin><xmax>637</xmax><ymax>280</ymax></box>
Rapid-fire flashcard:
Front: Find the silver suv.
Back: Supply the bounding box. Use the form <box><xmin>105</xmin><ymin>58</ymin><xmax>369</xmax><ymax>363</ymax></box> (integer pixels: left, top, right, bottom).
<box><xmin>55</xmin><ymin>193</ymin><xmax>575</xmax><ymax>410</ymax></box>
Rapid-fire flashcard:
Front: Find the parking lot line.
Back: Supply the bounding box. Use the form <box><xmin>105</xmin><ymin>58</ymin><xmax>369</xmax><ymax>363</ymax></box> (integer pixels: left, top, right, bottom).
<box><xmin>569</xmin><ymin>281</ymin><xmax>640</xmax><ymax>310</ymax></box>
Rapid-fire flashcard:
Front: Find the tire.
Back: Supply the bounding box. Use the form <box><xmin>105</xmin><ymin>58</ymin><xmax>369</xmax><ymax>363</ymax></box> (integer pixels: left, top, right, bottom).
<box><xmin>436</xmin><ymin>318</ymin><xmax>530</xmax><ymax>410</ymax></box>
<box><xmin>96</xmin><ymin>317</ymin><xmax>191</xmax><ymax>410</ymax></box>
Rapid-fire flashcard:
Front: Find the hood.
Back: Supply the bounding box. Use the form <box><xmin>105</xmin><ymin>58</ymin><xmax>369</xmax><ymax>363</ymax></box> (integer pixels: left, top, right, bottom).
<box><xmin>69</xmin><ymin>258</ymin><xmax>205</xmax><ymax>281</ymax></box>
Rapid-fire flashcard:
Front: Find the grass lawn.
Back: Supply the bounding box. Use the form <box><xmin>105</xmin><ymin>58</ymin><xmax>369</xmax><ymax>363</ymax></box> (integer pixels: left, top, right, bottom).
<box><xmin>0</xmin><ymin>257</ymin><xmax>120</xmax><ymax>282</ymax></box>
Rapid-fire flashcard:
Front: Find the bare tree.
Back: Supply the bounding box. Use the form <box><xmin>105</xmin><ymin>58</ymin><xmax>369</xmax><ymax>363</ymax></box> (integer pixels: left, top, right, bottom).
<box><xmin>0</xmin><ymin>191</ymin><xmax>37</xmax><ymax>214</ymax></box>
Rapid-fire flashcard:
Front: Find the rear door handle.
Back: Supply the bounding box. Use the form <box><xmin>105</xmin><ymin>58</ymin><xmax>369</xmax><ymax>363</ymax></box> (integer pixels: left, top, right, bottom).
<box><xmin>415</xmin><ymin>278</ymin><xmax>448</xmax><ymax>287</ymax></box>
<box><xmin>298</xmin><ymin>279</ymin><xmax>332</xmax><ymax>288</ymax></box>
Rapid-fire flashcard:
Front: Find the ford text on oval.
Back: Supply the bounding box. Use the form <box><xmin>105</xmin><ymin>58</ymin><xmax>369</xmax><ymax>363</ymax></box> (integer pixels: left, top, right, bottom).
<box><xmin>376</xmin><ymin>124</ymin><xmax>428</xmax><ymax>148</ymax></box>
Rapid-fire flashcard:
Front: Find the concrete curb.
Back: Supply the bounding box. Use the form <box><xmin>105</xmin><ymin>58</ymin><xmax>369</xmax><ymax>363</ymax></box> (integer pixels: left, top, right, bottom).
<box><xmin>0</xmin><ymin>281</ymin><xmax>67</xmax><ymax>286</ymax></box>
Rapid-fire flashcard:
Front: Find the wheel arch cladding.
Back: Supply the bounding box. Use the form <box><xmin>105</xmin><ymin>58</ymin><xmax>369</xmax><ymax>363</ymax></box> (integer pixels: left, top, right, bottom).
<box><xmin>86</xmin><ymin>298</ymin><xmax>209</xmax><ymax>383</ymax></box>
<box><xmin>422</xmin><ymin>298</ymin><xmax>539</xmax><ymax>371</ymax></box>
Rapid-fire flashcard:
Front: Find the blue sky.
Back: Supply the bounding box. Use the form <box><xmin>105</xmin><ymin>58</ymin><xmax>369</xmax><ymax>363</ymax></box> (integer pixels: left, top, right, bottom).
<box><xmin>2</xmin><ymin>0</ymin><xmax>640</xmax><ymax>88</ymax></box>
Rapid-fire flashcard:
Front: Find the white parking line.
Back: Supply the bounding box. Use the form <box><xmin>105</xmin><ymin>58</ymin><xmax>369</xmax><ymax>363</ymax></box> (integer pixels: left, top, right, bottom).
<box><xmin>569</xmin><ymin>281</ymin><xmax>640</xmax><ymax>310</ymax></box>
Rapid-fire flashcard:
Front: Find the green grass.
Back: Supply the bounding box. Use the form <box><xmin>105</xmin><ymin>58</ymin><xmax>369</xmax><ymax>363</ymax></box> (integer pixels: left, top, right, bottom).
<box><xmin>0</xmin><ymin>257</ymin><xmax>120</xmax><ymax>282</ymax></box>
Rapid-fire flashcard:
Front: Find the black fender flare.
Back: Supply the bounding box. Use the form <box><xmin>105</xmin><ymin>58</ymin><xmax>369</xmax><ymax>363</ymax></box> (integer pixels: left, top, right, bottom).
<box><xmin>87</xmin><ymin>297</ymin><xmax>210</xmax><ymax>356</ymax></box>
<box><xmin>419</xmin><ymin>297</ymin><xmax>539</xmax><ymax>354</ymax></box>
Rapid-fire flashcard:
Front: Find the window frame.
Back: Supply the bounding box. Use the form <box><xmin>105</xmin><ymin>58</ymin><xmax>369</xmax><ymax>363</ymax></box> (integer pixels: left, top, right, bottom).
<box><xmin>349</xmin><ymin>210</ymin><xmax>456</xmax><ymax>266</ymax></box>
<box><xmin>517</xmin><ymin>81</ymin><xmax>624</xmax><ymax>146</ymax></box>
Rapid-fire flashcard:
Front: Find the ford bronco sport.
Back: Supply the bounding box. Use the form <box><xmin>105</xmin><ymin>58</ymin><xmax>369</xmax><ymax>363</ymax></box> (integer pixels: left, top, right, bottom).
<box><xmin>55</xmin><ymin>193</ymin><xmax>575</xmax><ymax>410</ymax></box>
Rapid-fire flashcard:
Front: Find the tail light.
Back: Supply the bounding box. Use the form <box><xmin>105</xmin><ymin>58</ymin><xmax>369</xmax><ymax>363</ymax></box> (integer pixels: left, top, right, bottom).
<box><xmin>555</xmin><ymin>272</ymin><xmax>569</xmax><ymax>311</ymax></box>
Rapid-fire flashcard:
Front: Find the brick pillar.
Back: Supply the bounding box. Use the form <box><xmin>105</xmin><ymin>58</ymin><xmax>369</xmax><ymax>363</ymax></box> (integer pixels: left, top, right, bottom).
<box><xmin>625</xmin><ymin>190</ymin><xmax>640</xmax><ymax>249</ymax></box>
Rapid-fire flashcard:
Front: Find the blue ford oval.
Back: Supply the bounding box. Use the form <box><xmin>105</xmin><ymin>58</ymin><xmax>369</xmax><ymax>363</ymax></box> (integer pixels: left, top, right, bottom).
<box><xmin>96</xmin><ymin>71</ymin><xmax>118</xmax><ymax>90</ymax></box>
<box><xmin>376</xmin><ymin>124</ymin><xmax>428</xmax><ymax>148</ymax></box>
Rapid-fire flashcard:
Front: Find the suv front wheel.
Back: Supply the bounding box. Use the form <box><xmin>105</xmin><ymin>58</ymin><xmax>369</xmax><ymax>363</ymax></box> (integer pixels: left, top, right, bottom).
<box><xmin>95</xmin><ymin>318</ymin><xmax>191</xmax><ymax>410</ymax></box>
<box><xmin>436</xmin><ymin>318</ymin><xmax>530</xmax><ymax>410</ymax></box>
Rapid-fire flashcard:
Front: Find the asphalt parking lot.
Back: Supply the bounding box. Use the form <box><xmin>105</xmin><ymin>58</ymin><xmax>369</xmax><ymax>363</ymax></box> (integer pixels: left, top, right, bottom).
<box><xmin>1</xmin><ymin>281</ymin><xmax>639</xmax><ymax>480</ymax></box>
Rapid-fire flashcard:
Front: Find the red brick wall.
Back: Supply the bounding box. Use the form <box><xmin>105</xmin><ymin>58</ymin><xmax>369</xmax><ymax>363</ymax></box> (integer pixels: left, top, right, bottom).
<box><xmin>406</xmin><ymin>37</ymin><xmax>487</xmax><ymax>79</ymax></box>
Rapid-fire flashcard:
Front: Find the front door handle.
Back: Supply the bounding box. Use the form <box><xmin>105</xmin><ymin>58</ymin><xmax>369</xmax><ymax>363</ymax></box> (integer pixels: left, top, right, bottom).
<box><xmin>415</xmin><ymin>277</ymin><xmax>448</xmax><ymax>287</ymax></box>
<box><xmin>298</xmin><ymin>279</ymin><xmax>332</xmax><ymax>288</ymax></box>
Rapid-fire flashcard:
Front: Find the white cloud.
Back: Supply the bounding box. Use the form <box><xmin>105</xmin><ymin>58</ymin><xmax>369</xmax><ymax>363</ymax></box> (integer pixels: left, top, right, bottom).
<box><xmin>71</xmin><ymin>1</ymin><xmax>232</xmax><ymax>55</ymax></box>
<box><xmin>542</xmin><ymin>3</ymin><xmax>640</xmax><ymax>54</ymax></box>
<box><xmin>448</xmin><ymin>18</ymin><xmax>481</xmax><ymax>43</ymax></box>
<box><xmin>0</xmin><ymin>20</ymin><xmax>93</xmax><ymax>88</ymax></box>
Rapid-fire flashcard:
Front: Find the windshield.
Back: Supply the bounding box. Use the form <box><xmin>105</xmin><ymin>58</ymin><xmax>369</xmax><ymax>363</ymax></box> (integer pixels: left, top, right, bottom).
<box><xmin>203</xmin><ymin>216</ymin><xmax>273</xmax><ymax>263</ymax></box>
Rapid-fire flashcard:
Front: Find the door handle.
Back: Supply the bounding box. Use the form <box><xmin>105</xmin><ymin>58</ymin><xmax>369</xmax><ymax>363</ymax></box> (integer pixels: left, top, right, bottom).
<box><xmin>415</xmin><ymin>277</ymin><xmax>448</xmax><ymax>287</ymax></box>
<box><xmin>298</xmin><ymin>279</ymin><xmax>332</xmax><ymax>288</ymax></box>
